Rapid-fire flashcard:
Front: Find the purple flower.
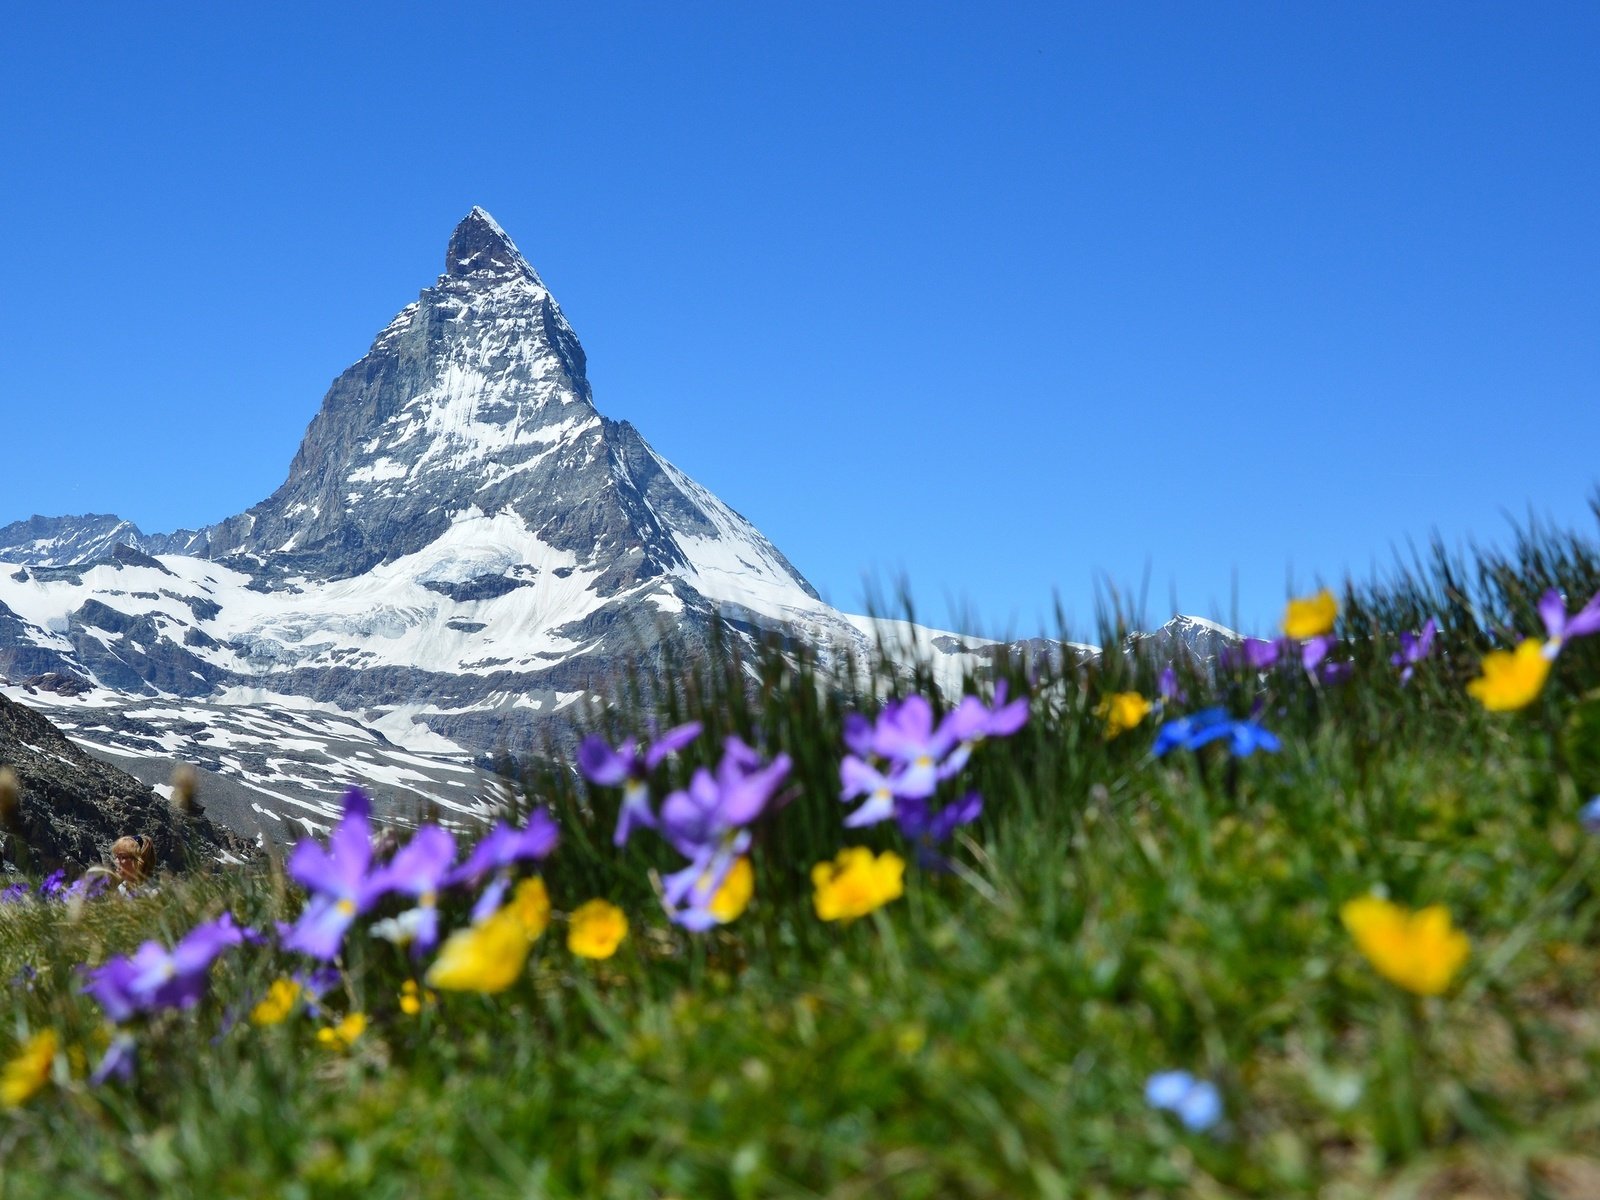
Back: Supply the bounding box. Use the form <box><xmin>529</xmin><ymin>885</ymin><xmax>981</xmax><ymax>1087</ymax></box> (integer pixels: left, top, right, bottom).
<box><xmin>367</xmin><ymin>824</ymin><xmax>456</xmax><ymax>954</ymax></box>
<box><xmin>860</xmin><ymin>695</ymin><xmax>967</xmax><ymax>796</ymax></box>
<box><xmin>942</xmin><ymin>681</ymin><xmax>1030</xmax><ymax>746</ymax></box>
<box><xmin>659</xmin><ymin>737</ymin><xmax>790</xmax><ymax>859</ymax></box>
<box><xmin>1300</xmin><ymin>636</ymin><xmax>1353</xmax><ymax>686</ymax></box>
<box><xmin>1318</xmin><ymin>660</ymin><xmax>1354</xmax><ymax>686</ymax></box>
<box><xmin>373</xmin><ymin>825</ymin><xmax>456</xmax><ymax>897</ymax></box>
<box><xmin>1391</xmin><ymin>618</ymin><xmax>1438</xmax><ymax>684</ymax></box>
<box><xmin>1158</xmin><ymin>665</ymin><xmax>1186</xmax><ymax>705</ymax></box>
<box><xmin>227</xmin><ymin>966</ymin><xmax>341</xmax><ymax>1032</ymax></box>
<box><xmin>838</xmin><ymin>755</ymin><xmax>898</xmax><ymax>828</ymax></box>
<box><xmin>84</xmin><ymin>957</ymin><xmax>143</xmax><ymax>1023</ymax></box>
<box><xmin>293</xmin><ymin>966</ymin><xmax>344</xmax><ymax>1018</ymax></box>
<box><xmin>655</xmin><ymin>737</ymin><xmax>789</xmax><ymax>930</ymax></box>
<box><xmin>89</xmin><ymin>1033</ymin><xmax>138</xmax><ymax>1086</ymax></box>
<box><xmin>842</xmin><ymin>693</ymin><xmax>972</xmax><ymax>810</ymax></box>
<box><xmin>841</xmin><ymin>711</ymin><xmax>875</xmax><ymax>757</ymax></box>
<box><xmin>84</xmin><ymin>913</ymin><xmax>245</xmax><ymax>1020</ymax></box>
<box><xmin>896</xmin><ymin>790</ymin><xmax>984</xmax><ymax>870</ymax></box>
<box><xmin>447</xmin><ymin>812</ymin><xmax>559</xmax><ymax>887</ymax></box>
<box><xmin>1300</xmin><ymin>636</ymin><xmax>1333</xmax><ymax>672</ymax></box>
<box><xmin>465</xmin><ymin>873</ymin><xmax>511</xmax><ymax>924</ymax></box>
<box><xmin>1224</xmin><ymin>634</ymin><xmax>1348</xmax><ymax>684</ymax></box>
<box><xmin>840</xmin><ymin>688</ymin><xmax>1021</xmax><ymax>833</ymax></box>
<box><xmin>1538</xmin><ymin>588</ymin><xmax>1600</xmax><ymax>658</ymax></box>
<box><xmin>128</xmin><ymin>913</ymin><xmax>246</xmax><ymax>1010</ymax></box>
<box><xmin>1</xmin><ymin>882</ymin><xmax>28</xmax><ymax>904</ymax></box>
<box><xmin>1152</xmin><ymin>708</ymin><xmax>1281</xmax><ymax>758</ymax></box>
<box><xmin>284</xmin><ymin>788</ymin><xmax>395</xmax><ymax>960</ymax></box>
<box><xmin>661</xmin><ymin>841</ymin><xmax>746</xmax><ymax>932</ymax></box>
<box><xmin>62</xmin><ymin>875</ymin><xmax>111</xmax><ymax>902</ymax></box>
<box><xmin>1230</xmin><ymin>638</ymin><xmax>1282</xmax><ymax>671</ymax></box>
<box><xmin>1146</xmin><ymin>1070</ymin><xmax>1223</xmax><ymax>1132</ymax></box>
<box><xmin>444</xmin><ymin>811</ymin><xmax>559</xmax><ymax>923</ymax></box>
<box><xmin>577</xmin><ymin>721</ymin><xmax>703</xmax><ymax>847</ymax></box>
<box><xmin>39</xmin><ymin>869</ymin><xmax>66</xmax><ymax>899</ymax></box>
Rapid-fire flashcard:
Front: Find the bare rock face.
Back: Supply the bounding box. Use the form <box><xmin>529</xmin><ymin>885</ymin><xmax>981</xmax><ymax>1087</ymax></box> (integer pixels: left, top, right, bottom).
<box><xmin>0</xmin><ymin>693</ymin><xmax>251</xmax><ymax>877</ymax></box>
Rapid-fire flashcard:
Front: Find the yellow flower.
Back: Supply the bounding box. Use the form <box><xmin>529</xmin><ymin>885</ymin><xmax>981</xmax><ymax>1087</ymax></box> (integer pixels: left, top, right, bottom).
<box><xmin>507</xmin><ymin>876</ymin><xmax>552</xmax><ymax>940</ymax></box>
<box><xmin>398</xmin><ymin>979</ymin><xmax>436</xmax><ymax>1016</ymax></box>
<box><xmin>425</xmin><ymin>876</ymin><xmax>552</xmax><ymax>994</ymax></box>
<box><xmin>316</xmin><ymin>1012</ymin><xmax>367</xmax><ymax>1050</ymax></box>
<box><xmin>568</xmin><ymin>899</ymin><xmax>629</xmax><ymax>960</ymax></box>
<box><xmin>811</xmin><ymin>847</ymin><xmax>905</xmax><ymax>922</ymax></box>
<box><xmin>428</xmin><ymin>907</ymin><xmax>534</xmax><ymax>993</ymax></box>
<box><xmin>1466</xmin><ymin>639</ymin><xmax>1552</xmax><ymax>711</ymax></box>
<box><xmin>250</xmin><ymin>977</ymin><xmax>302</xmax><ymax>1026</ymax></box>
<box><xmin>2</xmin><ymin>1029</ymin><xmax>56</xmax><ymax>1108</ymax></box>
<box><xmin>1341</xmin><ymin>895</ymin><xmax>1469</xmax><ymax>996</ymax></box>
<box><xmin>1283</xmin><ymin>589</ymin><xmax>1338</xmax><ymax>639</ymax></box>
<box><xmin>708</xmin><ymin>856</ymin><xmax>754</xmax><ymax>924</ymax></box>
<box><xmin>1096</xmin><ymin>692</ymin><xmax>1151</xmax><ymax>739</ymax></box>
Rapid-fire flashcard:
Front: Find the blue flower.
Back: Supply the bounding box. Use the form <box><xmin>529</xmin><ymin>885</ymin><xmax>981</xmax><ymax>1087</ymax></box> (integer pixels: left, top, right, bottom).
<box><xmin>1152</xmin><ymin>708</ymin><xmax>1280</xmax><ymax>758</ymax></box>
<box><xmin>1580</xmin><ymin>796</ymin><xmax>1600</xmax><ymax>834</ymax></box>
<box><xmin>1225</xmin><ymin>719</ymin><xmax>1282</xmax><ymax>756</ymax></box>
<box><xmin>1145</xmin><ymin>1069</ymin><xmax>1223</xmax><ymax>1132</ymax></box>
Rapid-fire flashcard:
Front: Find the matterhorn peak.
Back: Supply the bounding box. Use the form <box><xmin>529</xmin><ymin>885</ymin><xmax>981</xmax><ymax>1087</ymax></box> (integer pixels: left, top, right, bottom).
<box><xmin>446</xmin><ymin>205</ymin><xmax>541</xmax><ymax>284</ymax></box>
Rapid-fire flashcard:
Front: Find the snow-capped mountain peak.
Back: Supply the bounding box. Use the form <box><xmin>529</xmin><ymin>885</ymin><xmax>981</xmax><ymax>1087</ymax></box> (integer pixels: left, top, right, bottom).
<box><xmin>187</xmin><ymin>207</ymin><xmax>601</xmax><ymax>577</ymax></box>
<box><xmin>446</xmin><ymin>205</ymin><xmax>544</xmax><ymax>284</ymax></box>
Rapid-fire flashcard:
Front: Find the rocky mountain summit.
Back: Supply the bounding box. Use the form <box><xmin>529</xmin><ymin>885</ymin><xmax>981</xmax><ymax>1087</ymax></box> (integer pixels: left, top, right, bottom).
<box><xmin>1127</xmin><ymin>614</ymin><xmax>1240</xmax><ymax>663</ymax></box>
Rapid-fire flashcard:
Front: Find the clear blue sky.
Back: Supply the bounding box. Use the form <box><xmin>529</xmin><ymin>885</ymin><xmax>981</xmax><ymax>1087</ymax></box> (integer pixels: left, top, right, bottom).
<box><xmin>2</xmin><ymin>4</ymin><xmax>1597</xmax><ymax>639</ymax></box>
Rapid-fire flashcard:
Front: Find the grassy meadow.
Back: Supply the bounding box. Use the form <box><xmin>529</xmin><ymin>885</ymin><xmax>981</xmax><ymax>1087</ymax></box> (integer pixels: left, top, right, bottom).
<box><xmin>5</xmin><ymin>503</ymin><xmax>1600</xmax><ymax>1198</ymax></box>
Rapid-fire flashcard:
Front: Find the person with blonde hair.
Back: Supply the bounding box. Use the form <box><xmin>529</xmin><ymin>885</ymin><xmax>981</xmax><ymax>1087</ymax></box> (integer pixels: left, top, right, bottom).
<box><xmin>110</xmin><ymin>835</ymin><xmax>156</xmax><ymax>890</ymax></box>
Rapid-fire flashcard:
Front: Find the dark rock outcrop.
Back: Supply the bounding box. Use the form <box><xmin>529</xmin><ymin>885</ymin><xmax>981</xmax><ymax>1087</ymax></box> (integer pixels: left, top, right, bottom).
<box><xmin>0</xmin><ymin>693</ymin><xmax>252</xmax><ymax>877</ymax></box>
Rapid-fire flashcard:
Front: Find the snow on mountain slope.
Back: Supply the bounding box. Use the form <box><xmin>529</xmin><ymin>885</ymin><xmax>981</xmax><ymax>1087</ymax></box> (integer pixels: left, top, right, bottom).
<box><xmin>649</xmin><ymin>452</ymin><xmax>829</xmax><ymax>624</ymax></box>
<box><xmin>0</xmin><ymin>680</ymin><xmax>499</xmax><ymax>843</ymax></box>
